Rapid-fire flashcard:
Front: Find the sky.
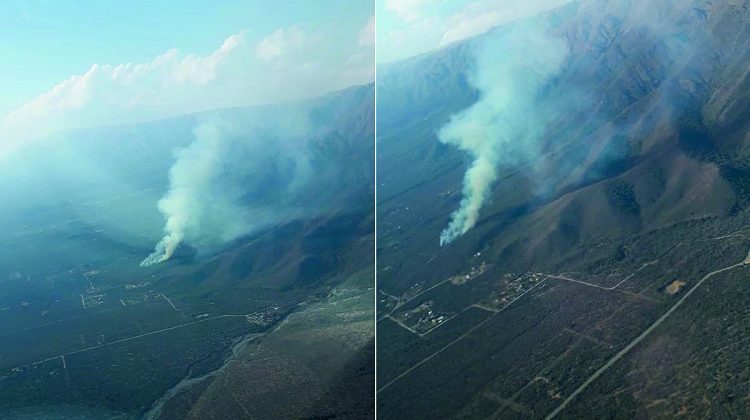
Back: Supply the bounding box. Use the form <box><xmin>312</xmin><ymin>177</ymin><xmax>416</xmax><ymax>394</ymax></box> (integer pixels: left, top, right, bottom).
<box><xmin>0</xmin><ymin>0</ymin><xmax>374</xmax><ymax>156</ymax></box>
<box><xmin>377</xmin><ymin>0</ymin><xmax>573</xmax><ymax>63</ymax></box>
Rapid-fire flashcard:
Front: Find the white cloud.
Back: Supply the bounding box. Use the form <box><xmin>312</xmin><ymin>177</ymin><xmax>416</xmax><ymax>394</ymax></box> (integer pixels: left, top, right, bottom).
<box><xmin>380</xmin><ymin>0</ymin><xmax>573</xmax><ymax>62</ymax></box>
<box><xmin>359</xmin><ymin>16</ymin><xmax>376</xmax><ymax>48</ymax></box>
<box><xmin>255</xmin><ymin>26</ymin><xmax>306</xmax><ymax>61</ymax></box>
<box><xmin>385</xmin><ymin>0</ymin><xmax>434</xmax><ymax>22</ymax></box>
<box><xmin>440</xmin><ymin>7</ymin><xmax>507</xmax><ymax>46</ymax></box>
<box><xmin>0</xmin><ymin>25</ymin><xmax>373</xmax><ymax>157</ymax></box>
<box><xmin>383</xmin><ymin>16</ymin><xmax>441</xmax><ymax>60</ymax></box>
<box><xmin>173</xmin><ymin>33</ymin><xmax>244</xmax><ymax>84</ymax></box>
<box><xmin>0</xmin><ymin>34</ymin><xmax>245</xmax><ymax>148</ymax></box>
<box><xmin>439</xmin><ymin>0</ymin><xmax>572</xmax><ymax>46</ymax></box>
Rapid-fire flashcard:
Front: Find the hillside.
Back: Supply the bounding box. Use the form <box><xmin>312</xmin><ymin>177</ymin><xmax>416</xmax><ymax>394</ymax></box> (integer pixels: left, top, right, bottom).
<box><xmin>0</xmin><ymin>84</ymin><xmax>374</xmax><ymax>419</ymax></box>
<box><xmin>376</xmin><ymin>0</ymin><xmax>750</xmax><ymax>418</ymax></box>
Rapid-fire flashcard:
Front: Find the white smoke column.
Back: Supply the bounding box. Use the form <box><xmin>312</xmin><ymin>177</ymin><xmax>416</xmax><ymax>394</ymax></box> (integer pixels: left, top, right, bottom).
<box><xmin>141</xmin><ymin>123</ymin><xmax>226</xmax><ymax>267</ymax></box>
<box><xmin>438</xmin><ymin>19</ymin><xmax>569</xmax><ymax>246</ymax></box>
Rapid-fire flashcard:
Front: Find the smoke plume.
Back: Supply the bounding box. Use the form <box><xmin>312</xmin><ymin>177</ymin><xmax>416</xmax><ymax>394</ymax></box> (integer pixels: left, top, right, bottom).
<box><xmin>438</xmin><ymin>18</ymin><xmax>569</xmax><ymax>245</ymax></box>
<box><xmin>141</xmin><ymin>123</ymin><xmax>240</xmax><ymax>266</ymax></box>
<box><xmin>141</xmin><ymin>109</ymin><xmax>316</xmax><ymax>267</ymax></box>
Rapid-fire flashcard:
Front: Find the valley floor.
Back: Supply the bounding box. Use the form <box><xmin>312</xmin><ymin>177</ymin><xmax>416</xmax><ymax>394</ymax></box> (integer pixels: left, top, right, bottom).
<box><xmin>377</xmin><ymin>221</ymin><xmax>750</xmax><ymax>419</ymax></box>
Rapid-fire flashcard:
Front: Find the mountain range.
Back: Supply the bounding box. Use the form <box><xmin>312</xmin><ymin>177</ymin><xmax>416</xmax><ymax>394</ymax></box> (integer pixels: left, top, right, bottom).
<box><xmin>377</xmin><ymin>0</ymin><xmax>750</xmax><ymax>418</ymax></box>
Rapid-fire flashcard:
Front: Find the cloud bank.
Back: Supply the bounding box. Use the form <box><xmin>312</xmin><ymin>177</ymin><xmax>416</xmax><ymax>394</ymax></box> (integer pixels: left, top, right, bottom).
<box><xmin>0</xmin><ymin>22</ymin><xmax>374</xmax><ymax>158</ymax></box>
<box><xmin>380</xmin><ymin>0</ymin><xmax>573</xmax><ymax>63</ymax></box>
<box><xmin>385</xmin><ymin>0</ymin><xmax>433</xmax><ymax>22</ymax></box>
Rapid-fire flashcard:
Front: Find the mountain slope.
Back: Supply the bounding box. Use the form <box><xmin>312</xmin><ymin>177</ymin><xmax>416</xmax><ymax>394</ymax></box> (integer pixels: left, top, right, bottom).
<box><xmin>0</xmin><ymin>84</ymin><xmax>374</xmax><ymax>419</ymax></box>
<box><xmin>377</xmin><ymin>1</ymin><xmax>750</xmax><ymax>418</ymax></box>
